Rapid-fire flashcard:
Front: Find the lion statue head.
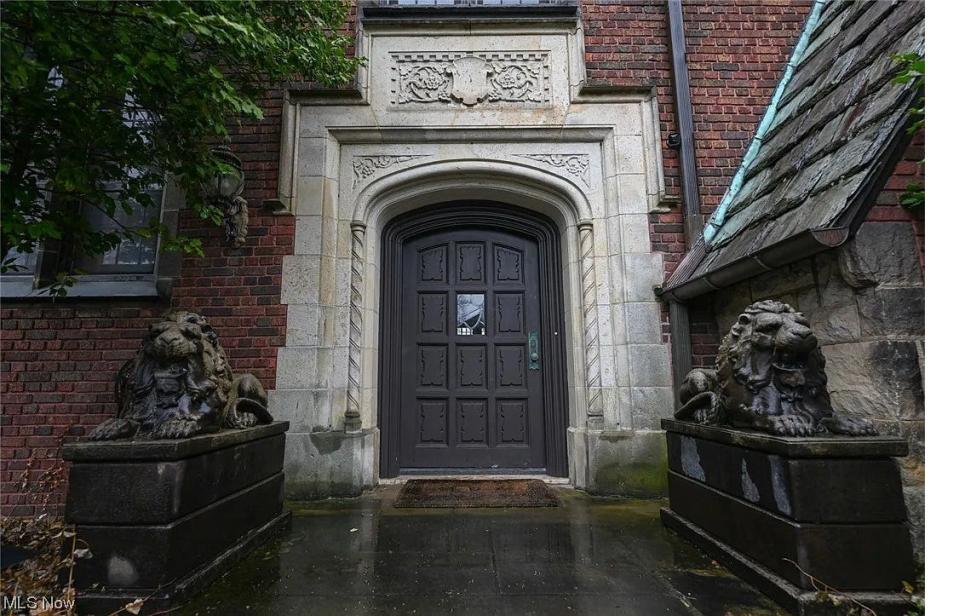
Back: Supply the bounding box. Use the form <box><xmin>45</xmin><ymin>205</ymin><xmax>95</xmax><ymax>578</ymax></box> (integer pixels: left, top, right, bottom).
<box><xmin>87</xmin><ymin>310</ymin><xmax>271</xmax><ymax>441</ymax></box>
<box><xmin>677</xmin><ymin>300</ymin><xmax>876</xmax><ymax>437</ymax></box>
<box><xmin>719</xmin><ymin>300</ymin><xmax>821</xmax><ymax>399</ymax></box>
<box><xmin>143</xmin><ymin>311</ymin><xmax>230</xmax><ymax>382</ymax></box>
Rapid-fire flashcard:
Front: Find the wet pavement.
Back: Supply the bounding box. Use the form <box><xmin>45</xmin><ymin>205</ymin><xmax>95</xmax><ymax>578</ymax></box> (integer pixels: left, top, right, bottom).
<box><xmin>180</xmin><ymin>486</ymin><xmax>785</xmax><ymax>615</ymax></box>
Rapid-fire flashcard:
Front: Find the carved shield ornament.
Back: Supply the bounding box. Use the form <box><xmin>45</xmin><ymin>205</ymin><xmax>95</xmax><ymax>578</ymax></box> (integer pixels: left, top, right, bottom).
<box><xmin>450</xmin><ymin>56</ymin><xmax>493</xmax><ymax>106</ymax></box>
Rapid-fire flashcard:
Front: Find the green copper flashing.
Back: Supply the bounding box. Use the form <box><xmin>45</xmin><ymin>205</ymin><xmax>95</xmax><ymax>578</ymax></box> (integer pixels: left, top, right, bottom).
<box><xmin>702</xmin><ymin>0</ymin><xmax>826</xmax><ymax>245</ymax></box>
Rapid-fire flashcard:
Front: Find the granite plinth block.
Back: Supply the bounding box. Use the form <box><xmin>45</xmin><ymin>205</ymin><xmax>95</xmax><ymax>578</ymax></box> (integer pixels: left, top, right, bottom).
<box><xmin>661</xmin><ymin>508</ymin><xmax>915</xmax><ymax>616</ymax></box>
<box><xmin>64</xmin><ymin>422</ymin><xmax>291</xmax><ymax>613</ymax></box>
<box><xmin>661</xmin><ymin>419</ymin><xmax>915</xmax><ymax>614</ymax></box>
<box><xmin>664</xmin><ymin>430</ymin><xmax>906</xmax><ymax>523</ymax></box>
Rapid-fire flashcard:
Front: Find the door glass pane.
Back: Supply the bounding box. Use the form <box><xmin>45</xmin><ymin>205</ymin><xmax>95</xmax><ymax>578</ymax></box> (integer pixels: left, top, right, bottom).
<box><xmin>456</xmin><ymin>293</ymin><xmax>486</xmax><ymax>335</ymax></box>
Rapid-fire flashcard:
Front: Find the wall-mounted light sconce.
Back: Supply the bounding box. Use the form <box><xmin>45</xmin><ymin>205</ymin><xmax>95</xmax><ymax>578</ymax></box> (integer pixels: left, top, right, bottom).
<box><xmin>203</xmin><ymin>146</ymin><xmax>249</xmax><ymax>247</ymax></box>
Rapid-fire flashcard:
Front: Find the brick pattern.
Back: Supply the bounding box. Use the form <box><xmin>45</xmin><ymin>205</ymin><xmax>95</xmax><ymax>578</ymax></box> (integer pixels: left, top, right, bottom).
<box><xmin>1</xmin><ymin>305</ymin><xmax>166</xmax><ymax>515</ymax></box>
<box><xmin>580</xmin><ymin>0</ymin><xmax>812</xmax><ymax>366</ymax></box>
<box><xmin>581</xmin><ymin>0</ymin><xmax>812</xmax><ymax>279</ymax></box>
<box><xmin>865</xmin><ymin>131</ymin><xmax>925</xmax><ymax>272</ymax></box>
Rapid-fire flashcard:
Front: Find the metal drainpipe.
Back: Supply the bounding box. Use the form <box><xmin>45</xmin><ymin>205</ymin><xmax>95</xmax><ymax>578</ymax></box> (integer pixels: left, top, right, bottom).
<box><xmin>666</xmin><ymin>0</ymin><xmax>702</xmax><ymax>403</ymax></box>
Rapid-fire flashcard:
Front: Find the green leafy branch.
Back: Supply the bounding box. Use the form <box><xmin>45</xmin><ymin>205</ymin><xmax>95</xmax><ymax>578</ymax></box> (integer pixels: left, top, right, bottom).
<box><xmin>1</xmin><ymin>0</ymin><xmax>362</xmax><ymax>293</ymax></box>
<box><xmin>892</xmin><ymin>52</ymin><xmax>924</xmax><ymax>213</ymax></box>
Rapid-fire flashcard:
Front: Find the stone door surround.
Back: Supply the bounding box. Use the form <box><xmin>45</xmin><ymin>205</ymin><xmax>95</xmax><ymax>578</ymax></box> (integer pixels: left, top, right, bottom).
<box><xmin>270</xmin><ymin>14</ymin><xmax>674</xmax><ymax>498</ymax></box>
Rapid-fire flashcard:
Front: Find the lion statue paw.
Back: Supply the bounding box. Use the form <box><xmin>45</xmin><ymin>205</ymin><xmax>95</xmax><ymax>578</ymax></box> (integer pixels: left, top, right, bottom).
<box><xmin>821</xmin><ymin>415</ymin><xmax>878</xmax><ymax>436</ymax></box>
<box><xmin>766</xmin><ymin>414</ymin><xmax>817</xmax><ymax>437</ymax></box>
<box><xmin>152</xmin><ymin>419</ymin><xmax>206</xmax><ymax>440</ymax></box>
<box><xmin>88</xmin><ymin>418</ymin><xmax>139</xmax><ymax>441</ymax></box>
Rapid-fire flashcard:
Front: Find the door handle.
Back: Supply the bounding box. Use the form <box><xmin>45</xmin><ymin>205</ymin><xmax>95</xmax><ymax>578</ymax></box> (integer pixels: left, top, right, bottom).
<box><xmin>528</xmin><ymin>331</ymin><xmax>541</xmax><ymax>370</ymax></box>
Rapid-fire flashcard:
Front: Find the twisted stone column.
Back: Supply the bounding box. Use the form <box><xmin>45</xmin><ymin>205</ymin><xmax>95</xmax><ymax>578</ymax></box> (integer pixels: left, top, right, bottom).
<box><xmin>578</xmin><ymin>221</ymin><xmax>604</xmax><ymax>429</ymax></box>
<box><xmin>345</xmin><ymin>222</ymin><xmax>366</xmax><ymax>434</ymax></box>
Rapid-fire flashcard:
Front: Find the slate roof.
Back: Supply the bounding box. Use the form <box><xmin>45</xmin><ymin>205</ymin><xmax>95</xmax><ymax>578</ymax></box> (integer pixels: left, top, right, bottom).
<box><xmin>662</xmin><ymin>0</ymin><xmax>924</xmax><ymax>299</ymax></box>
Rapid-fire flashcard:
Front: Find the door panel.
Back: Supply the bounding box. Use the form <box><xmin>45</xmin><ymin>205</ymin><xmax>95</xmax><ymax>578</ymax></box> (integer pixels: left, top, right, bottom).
<box><xmin>399</xmin><ymin>227</ymin><xmax>545</xmax><ymax>471</ymax></box>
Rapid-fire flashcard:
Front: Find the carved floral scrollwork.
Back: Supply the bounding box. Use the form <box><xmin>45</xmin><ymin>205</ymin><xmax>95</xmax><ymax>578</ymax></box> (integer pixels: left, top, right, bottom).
<box><xmin>490</xmin><ymin>63</ymin><xmax>542</xmax><ymax>102</ymax></box>
<box><xmin>352</xmin><ymin>155</ymin><xmax>430</xmax><ymax>188</ymax></box>
<box><xmin>392</xmin><ymin>51</ymin><xmax>550</xmax><ymax>107</ymax></box>
<box><xmin>401</xmin><ymin>65</ymin><xmax>452</xmax><ymax>103</ymax></box>
<box><xmin>515</xmin><ymin>154</ymin><xmax>591</xmax><ymax>187</ymax></box>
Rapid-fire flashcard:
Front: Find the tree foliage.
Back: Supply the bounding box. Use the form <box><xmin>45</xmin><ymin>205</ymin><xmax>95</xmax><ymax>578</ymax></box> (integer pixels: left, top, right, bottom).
<box><xmin>1</xmin><ymin>0</ymin><xmax>359</xmax><ymax>287</ymax></box>
<box><xmin>892</xmin><ymin>52</ymin><xmax>924</xmax><ymax>212</ymax></box>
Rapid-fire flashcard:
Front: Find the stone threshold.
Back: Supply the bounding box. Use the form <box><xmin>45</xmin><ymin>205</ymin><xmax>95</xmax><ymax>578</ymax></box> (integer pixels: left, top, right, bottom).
<box><xmin>382</xmin><ymin>475</ymin><xmax>571</xmax><ymax>485</ymax></box>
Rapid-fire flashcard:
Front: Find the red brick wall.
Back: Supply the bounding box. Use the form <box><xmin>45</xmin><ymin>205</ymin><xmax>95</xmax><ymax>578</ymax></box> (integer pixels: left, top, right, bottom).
<box><xmin>580</xmin><ymin>0</ymin><xmax>811</xmax><ymax>361</ymax></box>
<box><xmin>581</xmin><ymin>0</ymin><xmax>812</xmax><ymax>279</ymax></box>
<box><xmin>865</xmin><ymin>130</ymin><xmax>925</xmax><ymax>272</ymax></box>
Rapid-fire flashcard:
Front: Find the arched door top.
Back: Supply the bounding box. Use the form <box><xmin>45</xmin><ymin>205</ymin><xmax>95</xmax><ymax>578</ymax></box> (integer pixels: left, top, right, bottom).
<box><xmin>352</xmin><ymin>159</ymin><xmax>594</xmax><ymax>230</ymax></box>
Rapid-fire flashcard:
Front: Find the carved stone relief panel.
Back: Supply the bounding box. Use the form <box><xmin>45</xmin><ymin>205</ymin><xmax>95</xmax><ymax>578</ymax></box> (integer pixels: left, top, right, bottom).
<box><xmin>515</xmin><ymin>154</ymin><xmax>591</xmax><ymax>187</ymax></box>
<box><xmin>352</xmin><ymin>154</ymin><xmax>431</xmax><ymax>188</ymax></box>
<box><xmin>391</xmin><ymin>51</ymin><xmax>551</xmax><ymax>107</ymax></box>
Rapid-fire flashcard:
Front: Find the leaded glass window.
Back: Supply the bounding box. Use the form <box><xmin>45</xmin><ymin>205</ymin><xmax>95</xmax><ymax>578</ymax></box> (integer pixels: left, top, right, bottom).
<box><xmin>457</xmin><ymin>293</ymin><xmax>486</xmax><ymax>335</ymax></box>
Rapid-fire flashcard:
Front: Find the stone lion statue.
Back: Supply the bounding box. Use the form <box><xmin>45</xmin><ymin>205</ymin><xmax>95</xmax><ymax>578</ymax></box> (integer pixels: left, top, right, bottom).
<box><xmin>88</xmin><ymin>311</ymin><xmax>272</xmax><ymax>440</ymax></box>
<box><xmin>675</xmin><ymin>300</ymin><xmax>876</xmax><ymax>437</ymax></box>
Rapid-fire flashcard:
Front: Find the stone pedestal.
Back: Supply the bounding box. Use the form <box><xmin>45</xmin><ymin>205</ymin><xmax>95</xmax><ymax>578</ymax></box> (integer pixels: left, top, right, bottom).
<box><xmin>63</xmin><ymin>422</ymin><xmax>292</xmax><ymax>613</ymax></box>
<box><xmin>660</xmin><ymin>419</ymin><xmax>915</xmax><ymax>615</ymax></box>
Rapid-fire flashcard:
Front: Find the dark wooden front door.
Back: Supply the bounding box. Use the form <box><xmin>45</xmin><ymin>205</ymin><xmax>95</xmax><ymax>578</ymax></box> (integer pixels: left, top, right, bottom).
<box><xmin>398</xmin><ymin>227</ymin><xmax>546</xmax><ymax>471</ymax></box>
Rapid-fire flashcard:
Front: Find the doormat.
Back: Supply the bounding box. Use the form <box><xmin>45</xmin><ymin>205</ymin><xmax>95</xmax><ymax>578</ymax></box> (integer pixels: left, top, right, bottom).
<box><xmin>393</xmin><ymin>479</ymin><xmax>560</xmax><ymax>508</ymax></box>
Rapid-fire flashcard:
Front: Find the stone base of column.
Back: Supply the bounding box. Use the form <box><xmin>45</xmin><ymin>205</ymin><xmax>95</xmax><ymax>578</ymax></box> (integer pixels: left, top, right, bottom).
<box><xmin>567</xmin><ymin>427</ymin><xmax>668</xmax><ymax>497</ymax></box>
<box><xmin>283</xmin><ymin>428</ymin><xmax>378</xmax><ymax>499</ymax></box>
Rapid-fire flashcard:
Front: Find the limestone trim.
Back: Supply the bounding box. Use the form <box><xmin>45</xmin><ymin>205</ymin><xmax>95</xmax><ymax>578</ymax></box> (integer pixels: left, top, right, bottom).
<box><xmin>352</xmin><ymin>154</ymin><xmax>431</xmax><ymax>188</ymax></box>
<box><xmin>348</xmin><ymin>151</ymin><xmax>596</xmax><ymax>225</ymax></box>
<box><xmin>390</xmin><ymin>51</ymin><xmax>551</xmax><ymax>107</ymax></box>
<box><xmin>515</xmin><ymin>153</ymin><xmax>590</xmax><ymax>187</ymax></box>
<box><xmin>345</xmin><ymin>222</ymin><xmax>366</xmax><ymax>433</ymax></box>
<box><xmin>329</xmin><ymin>126</ymin><xmax>613</xmax><ymax>144</ymax></box>
<box><xmin>577</xmin><ymin>221</ymin><xmax>603</xmax><ymax>429</ymax></box>
<box><xmin>271</xmin><ymin>13</ymin><xmax>675</xmax><ymax>495</ymax></box>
